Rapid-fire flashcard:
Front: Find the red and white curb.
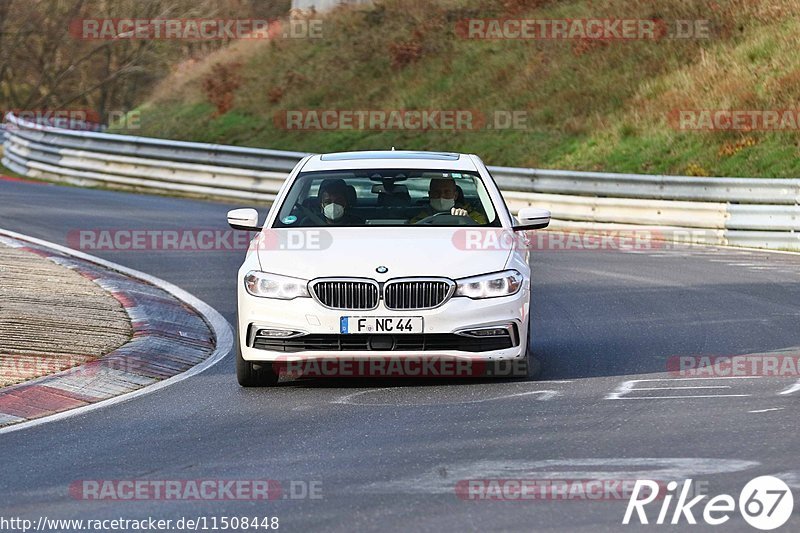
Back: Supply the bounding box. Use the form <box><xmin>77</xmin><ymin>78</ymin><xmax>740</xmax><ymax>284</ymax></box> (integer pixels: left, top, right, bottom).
<box><xmin>0</xmin><ymin>228</ymin><xmax>233</xmax><ymax>434</ymax></box>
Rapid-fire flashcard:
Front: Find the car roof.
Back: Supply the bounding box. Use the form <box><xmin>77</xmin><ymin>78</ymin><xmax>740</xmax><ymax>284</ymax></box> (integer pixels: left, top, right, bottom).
<box><xmin>300</xmin><ymin>150</ymin><xmax>479</xmax><ymax>172</ymax></box>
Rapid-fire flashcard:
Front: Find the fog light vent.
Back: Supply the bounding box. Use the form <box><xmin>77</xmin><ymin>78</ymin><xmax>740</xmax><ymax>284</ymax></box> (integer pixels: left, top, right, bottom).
<box><xmin>256</xmin><ymin>328</ymin><xmax>301</xmax><ymax>338</ymax></box>
<box><xmin>460</xmin><ymin>328</ymin><xmax>510</xmax><ymax>337</ymax></box>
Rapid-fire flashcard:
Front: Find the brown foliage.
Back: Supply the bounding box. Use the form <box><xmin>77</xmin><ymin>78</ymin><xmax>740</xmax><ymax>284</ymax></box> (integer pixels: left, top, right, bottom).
<box><xmin>719</xmin><ymin>137</ymin><xmax>757</xmax><ymax>158</ymax></box>
<box><xmin>202</xmin><ymin>62</ymin><xmax>243</xmax><ymax>116</ymax></box>
<box><xmin>499</xmin><ymin>0</ymin><xmax>553</xmax><ymax>16</ymax></box>
<box><xmin>389</xmin><ymin>40</ymin><xmax>424</xmax><ymax>70</ymax></box>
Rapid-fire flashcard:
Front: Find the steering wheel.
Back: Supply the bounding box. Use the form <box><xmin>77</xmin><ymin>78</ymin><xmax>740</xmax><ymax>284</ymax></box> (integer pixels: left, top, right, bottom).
<box><xmin>295</xmin><ymin>204</ymin><xmax>326</xmax><ymax>225</ymax></box>
<box><xmin>414</xmin><ymin>212</ymin><xmax>479</xmax><ymax>226</ymax></box>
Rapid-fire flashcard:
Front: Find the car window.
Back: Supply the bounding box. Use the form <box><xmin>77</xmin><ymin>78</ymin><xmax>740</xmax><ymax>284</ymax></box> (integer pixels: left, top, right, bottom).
<box><xmin>272</xmin><ymin>169</ymin><xmax>500</xmax><ymax>227</ymax></box>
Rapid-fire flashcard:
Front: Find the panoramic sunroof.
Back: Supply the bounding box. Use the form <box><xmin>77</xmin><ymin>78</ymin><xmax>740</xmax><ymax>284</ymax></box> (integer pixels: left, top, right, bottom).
<box><xmin>319</xmin><ymin>151</ymin><xmax>461</xmax><ymax>161</ymax></box>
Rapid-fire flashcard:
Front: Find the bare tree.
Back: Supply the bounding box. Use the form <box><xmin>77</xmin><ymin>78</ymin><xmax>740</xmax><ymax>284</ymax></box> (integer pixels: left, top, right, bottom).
<box><xmin>0</xmin><ymin>0</ymin><xmax>290</xmax><ymax>123</ymax></box>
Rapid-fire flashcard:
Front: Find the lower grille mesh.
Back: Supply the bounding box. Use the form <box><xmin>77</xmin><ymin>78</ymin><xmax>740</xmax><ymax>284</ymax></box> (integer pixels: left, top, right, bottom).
<box><xmin>252</xmin><ymin>333</ymin><xmax>514</xmax><ymax>353</ymax></box>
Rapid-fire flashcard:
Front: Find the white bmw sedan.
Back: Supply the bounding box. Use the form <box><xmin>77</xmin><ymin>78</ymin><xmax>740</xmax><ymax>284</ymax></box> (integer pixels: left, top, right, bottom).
<box><xmin>228</xmin><ymin>150</ymin><xmax>550</xmax><ymax>386</ymax></box>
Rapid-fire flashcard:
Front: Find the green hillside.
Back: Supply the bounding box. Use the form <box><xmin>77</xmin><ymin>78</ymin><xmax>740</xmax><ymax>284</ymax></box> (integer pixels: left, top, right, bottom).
<box><xmin>120</xmin><ymin>0</ymin><xmax>800</xmax><ymax>178</ymax></box>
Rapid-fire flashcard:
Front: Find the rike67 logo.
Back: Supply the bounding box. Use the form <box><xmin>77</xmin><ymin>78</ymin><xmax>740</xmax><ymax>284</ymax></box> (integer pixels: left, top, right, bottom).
<box><xmin>624</xmin><ymin>476</ymin><xmax>794</xmax><ymax>530</ymax></box>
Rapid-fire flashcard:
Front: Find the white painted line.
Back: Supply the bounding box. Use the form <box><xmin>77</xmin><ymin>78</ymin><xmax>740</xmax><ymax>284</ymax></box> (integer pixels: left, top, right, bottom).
<box><xmin>467</xmin><ymin>390</ymin><xmax>561</xmax><ymax>403</ymax></box>
<box><xmin>616</xmin><ymin>395</ymin><xmax>751</xmax><ymax>400</ymax></box>
<box><xmin>332</xmin><ymin>388</ymin><xmax>393</xmax><ymax>405</ymax></box>
<box><xmin>779</xmin><ymin>380</ymin><xmax>800</xmax><ymax>396</ymax></box>
<box><xmin>605</xmin><ymin>380</ymin><xmax>635</xmax><ymax>400</ymax></box>
<box><xmin>606</xmin><ymin>377</ymin><xmax>761</xmax><ymax>400</ymax></box>
<box><xmin>333</xmin><ymin>385</ymin><xmax>566</xmax><ymax>406</ymax></box>
<box><xmin>633</xmin><ymin>386</ymin><xmax>731</xmax><ymax>391</ymax></box>
<box><xmin>367</xmin><ymin>458</ymin><xmax>761</xmax><ymax>495</ymax></box>
<box><xmin>635</xmin><ymin>377</ymin><xmax>762</xmax><ymax>381</ymax></box>
<box><xmin>0</xmin><ymin>228</ymin><xmax>234</xmax><ymax>436</ymax></box>
<box><xmin>525</xmin><ymin>391</ymin><xmax>560</xmax><ymax>401</ymax></box>
<box><xmin>721</xmin><ymin>245</ymin><xmax>800</xmax><ymax>257</ymax></box>
<box><xmin>770</xmin><ymin>471</ymin><xmax>800</xmax><ymax>489</ymax></box>
<box><xmin>748</xmin><ymin>408</ymin><xmax>785</xmax><ymax>413</ymax></box>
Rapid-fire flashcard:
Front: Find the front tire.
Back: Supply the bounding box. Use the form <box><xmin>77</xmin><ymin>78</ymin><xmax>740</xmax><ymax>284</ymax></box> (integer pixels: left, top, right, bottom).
<box><xmin>236</xmin><ymin>344</ymin><xmax>279</xmax><ymax>387</ymax></box>
<box><xmin>522</xmin><ymin>314</ymin><xmax>541</xmax><ymax>379</ymax></box>
<box><xmin>522</xmin><ymin>347</ymin><xmax>541</xmax><ymax>380</ymax></box>
<box><xmin>486</xmin><ymin>321</ymin><xmax>540</xmax><ymax>380</ymax></box>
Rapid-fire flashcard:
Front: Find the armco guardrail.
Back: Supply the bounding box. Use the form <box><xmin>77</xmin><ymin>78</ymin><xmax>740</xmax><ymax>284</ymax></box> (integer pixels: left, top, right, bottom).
<box><xmin>3</xmin><ymin>112</ymin><xmax>799</xmax><ymax>250</ymax></box>
<box><xmin>2</xmin><ymin>113</ymin><xmax>305</xmax><ymax>202</ymax></box>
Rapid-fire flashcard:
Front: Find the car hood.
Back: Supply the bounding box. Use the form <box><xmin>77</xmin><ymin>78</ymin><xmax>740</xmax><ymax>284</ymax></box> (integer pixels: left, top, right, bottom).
<box><xmin>256</xmin><ymin>227</ymin><xmax>513</xmax><ymax>280</ymax></box>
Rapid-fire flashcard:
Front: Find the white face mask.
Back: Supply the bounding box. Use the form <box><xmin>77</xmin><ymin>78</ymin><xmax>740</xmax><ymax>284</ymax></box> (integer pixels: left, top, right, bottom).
<box><xmin>323</xmin><ymin>202</ymin><xmax>345</xmax><ymax>221</ymax></box>
<box><xmin>431</xmin><ymin>198</ymin><xmax>455</xmax><ymax>212</ymax></box>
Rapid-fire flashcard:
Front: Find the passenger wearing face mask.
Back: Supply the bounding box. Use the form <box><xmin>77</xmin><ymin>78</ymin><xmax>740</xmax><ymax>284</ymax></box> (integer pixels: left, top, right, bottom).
<box><xmin>311</xmin><ymin>179</ymin><xmax>364</xmax><ymax>226</ymax></box>
<box><xmin>410</xmin><ymin>177</ymin><xmax>487</xmax><ymax>224</ymax></box>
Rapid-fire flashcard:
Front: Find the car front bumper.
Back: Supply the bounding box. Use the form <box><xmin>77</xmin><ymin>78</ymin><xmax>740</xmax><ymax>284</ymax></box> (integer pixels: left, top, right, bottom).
<box><xmin>238</xmin><ymin>283</ymin><xmax>530</xmax><ymax>364</ymax></box>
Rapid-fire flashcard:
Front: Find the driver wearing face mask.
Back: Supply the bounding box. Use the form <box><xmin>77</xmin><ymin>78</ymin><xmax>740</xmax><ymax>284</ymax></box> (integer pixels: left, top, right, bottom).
<box><xmin>316</xmin><ymin>179</ymin><xmax>364</xmax><ymax>225</ymax></box>
<box><xmin>410</xmin><ymin>177</ymin><xmax>487</xmax><ymax>224</ymax></box>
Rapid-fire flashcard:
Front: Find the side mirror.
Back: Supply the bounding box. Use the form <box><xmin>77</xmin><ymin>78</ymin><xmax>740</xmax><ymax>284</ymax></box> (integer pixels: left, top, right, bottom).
<box><xmin>513</xmin><ymin>207</ymin><xmax>550</xmax><ymax>231</ymax></box>
<box><xmin>227</xmin><ymin>208</ymin><xmax>261</xmax><ymax>231</ymax></box>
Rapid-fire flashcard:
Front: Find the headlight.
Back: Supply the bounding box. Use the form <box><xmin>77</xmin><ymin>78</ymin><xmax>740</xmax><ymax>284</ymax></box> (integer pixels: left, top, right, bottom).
<box><xmin>244</xmin><ymin>271</ymin><xmax>310</xmax><ymax>300</ymax></box>
<box><xmin>455</xmin><ymin>270</ymin><xmax>524</xmax><ymax>299</ymax></box>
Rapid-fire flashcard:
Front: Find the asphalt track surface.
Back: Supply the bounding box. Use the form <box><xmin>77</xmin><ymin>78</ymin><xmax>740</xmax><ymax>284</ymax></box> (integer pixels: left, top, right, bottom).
<box><xmin>0</xmin><ymin>178</ymin><xmax>798</xmax><ymax>532</ymax></box>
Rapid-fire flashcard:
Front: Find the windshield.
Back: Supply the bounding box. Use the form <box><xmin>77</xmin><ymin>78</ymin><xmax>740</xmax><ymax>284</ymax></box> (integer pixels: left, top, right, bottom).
<box><xmin>272</xmin><ymin>169</ymin><xmax>501</xmax><ymax>228</ymax></box>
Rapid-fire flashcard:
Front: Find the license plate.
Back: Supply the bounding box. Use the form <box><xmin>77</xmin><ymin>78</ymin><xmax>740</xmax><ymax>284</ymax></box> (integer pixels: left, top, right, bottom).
<box><xmin>340</xmin><ymin>316</ymin><xmax>423</xmax><ymax>334</ymax></box>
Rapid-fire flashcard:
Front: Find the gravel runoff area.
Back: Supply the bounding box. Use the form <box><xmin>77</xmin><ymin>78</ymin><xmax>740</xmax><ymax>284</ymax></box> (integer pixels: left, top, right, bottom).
<box><xmin>0</xmin><ymin>230</ymin><xmax>216</xmax><ymax>428</ymax></box>
<box><xmin>0</xmin><ymin>242</ymin><xmax>132</xmax><ymax>388</ymax></box>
